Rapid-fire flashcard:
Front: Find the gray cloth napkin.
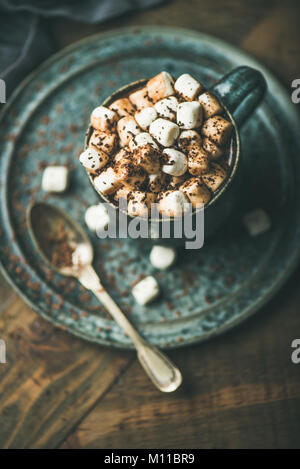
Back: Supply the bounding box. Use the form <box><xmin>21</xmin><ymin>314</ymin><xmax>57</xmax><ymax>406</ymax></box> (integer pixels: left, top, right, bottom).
<box><xmin>0</xmin><ymin>0</ymin><xmax>166</xmax><ymax>98</ymax></box>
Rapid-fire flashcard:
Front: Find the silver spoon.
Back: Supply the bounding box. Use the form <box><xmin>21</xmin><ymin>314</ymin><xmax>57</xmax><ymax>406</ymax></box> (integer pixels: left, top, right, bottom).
<box><xmin>27</xmin><ymin>202</ymin><xmax>182</xmax><ymax>393</ymax></box>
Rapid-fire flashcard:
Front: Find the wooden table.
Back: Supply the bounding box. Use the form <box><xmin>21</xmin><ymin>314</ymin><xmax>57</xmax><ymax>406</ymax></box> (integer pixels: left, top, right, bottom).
<box><xmin>1</xmin><ymin>0</ymin><xmax>300</xmax><ymax>449</ymax></box>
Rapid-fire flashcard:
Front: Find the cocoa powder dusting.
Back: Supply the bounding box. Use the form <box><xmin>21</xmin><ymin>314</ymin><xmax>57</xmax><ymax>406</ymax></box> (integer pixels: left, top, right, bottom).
<box><xmin>44</xmin><ymin>221</ymin><xmax>75</xmax><ymax>268</ymax></box>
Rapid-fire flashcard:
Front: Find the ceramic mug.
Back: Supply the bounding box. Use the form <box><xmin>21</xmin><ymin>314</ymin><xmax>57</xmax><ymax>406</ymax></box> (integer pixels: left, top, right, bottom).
<box><xmin>85</xmin><ymin>66</ymin><xmax>267</xmax><ymax>247</ymax></box>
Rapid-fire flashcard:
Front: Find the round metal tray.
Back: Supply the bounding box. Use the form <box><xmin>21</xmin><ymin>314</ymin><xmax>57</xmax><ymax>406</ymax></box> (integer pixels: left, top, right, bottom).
<box><xmin>0</xmin><ymin>26</ymin><xmax>299</xmax><ymax>349</ymax></box>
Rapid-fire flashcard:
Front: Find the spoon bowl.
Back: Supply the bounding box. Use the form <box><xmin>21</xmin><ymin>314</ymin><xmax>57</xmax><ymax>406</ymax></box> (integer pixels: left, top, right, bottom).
<box><xmin>28</xmin><ymin>202</ymin><xmax>93</xmax><ymax>276</ymax></box>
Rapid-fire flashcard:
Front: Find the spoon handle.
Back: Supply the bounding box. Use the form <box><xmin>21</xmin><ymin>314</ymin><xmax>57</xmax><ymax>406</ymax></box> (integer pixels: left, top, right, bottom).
<box><xmin>78</xmin><ymin>265</ymin><xmax>182</xmax><ymax>393</ymax></box>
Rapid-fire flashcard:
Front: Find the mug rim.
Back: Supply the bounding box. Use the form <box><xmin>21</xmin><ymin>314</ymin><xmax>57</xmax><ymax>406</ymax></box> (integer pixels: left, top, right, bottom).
<box><xmin>84</xmin><ymin>78</ymin><xmax>241</xmax><ymax>222</ymax></box>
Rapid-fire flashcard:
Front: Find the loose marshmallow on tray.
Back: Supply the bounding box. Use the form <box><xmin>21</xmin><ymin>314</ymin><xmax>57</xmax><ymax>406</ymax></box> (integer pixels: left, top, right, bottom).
<box><xmin>135</xmin><ymin>107</ymin><xmax>157</xmax><ymax>130</ymax></box>
<box><xmin>202</xmin><ymin>137</ymin><xmax>223</xmax><ymax>160</ymax></box>
<box><xmin>187</xmin><ymin>144</ymin><xmax>210</xmax><ymax>175</ymax></box>
<box><xmin>129</xmin><ymin>132</ymin><xmax>159</xmax><ymax>151</ymax></box>
<box><xmin>162</xmin><ymin>148</ymin><xmax>187</xmax><ymax>176</ymax></box>
<box><xmin>158</xmin><ymin>190</ymin><xmax>190</xmax><ymax>218</ymax></box>
<box><xmin>129</xmin><ymin>87</ymin><xmax>152</xmax><ymax>110</ymax></box>
<box><xmin>154</xmin><ymin>96</ymin><xmax>179</xmax><ymax>120</ymax></box>
<box><xmin>174</xmin><ymin>73</ymin><xmax>204</xmax><ymax>101</ymax></box>
<box><xmin>94</xmin><ymin>167</ymin><xmax>120</xmax><ymax>195</ymax></box>
<box><xmin>202</xmin><ymin>116</ymin><xmax>232</xmax><ymax>146</ymax></box>
<box><xmin>84</xmin><ymin>204</ymin><xmax>110</xmax><ymax>233</ymax></box>
<box><xmin>117</xmin><ymin>116</ymin><xmax>141</xmax><ymax>147</ymax></box>
<box><xmin>109</xmin><ymin>98</ymin><xmax>135</xmax><ymax>117</ymax></box>
<box><xmin>79</xmin><ymin>147</ymin><xmax>109</xmax><ymax>174</ymax></box>
<box><xmin>132</xmin><ymin>275</ymin><xmax>160</xmax><ymax>305</ymax></box>
<box><xmin>150</xmin><ymin>245</ymin><xmax>177</xmax><ymax>270</ymax></box>
<box><xmin>147</xmin><ymin>71</ymin><xmax>174</xmax><ymax>103</ymax></box>
<box><xmin>201</xmin><ymin>162</ymin><xmax>227</xmax><ymax>192</ymax></box>
<box><xmin>148</xmin><ymin>171</ymin><xmax>166</xmax><ymax>193</ymax></box>
<box><xmin>149</xmin><ymin>118</ymin><xmax>179</xmax><ymax>147</ymax></box>
<box><xmin>243</xmin><ymin>208</ymin><xmax>271</xmax><ymax>236</ymax></box>
<box><xmin>42</xmin><ymin>166</ymin><xmax>69</xmax><ymax>193</ymax></box>
<box><xmin>178</xmin><ymin>130</ymin><xmax>202</xmax><ymax>151</ymax></box>
<box><xmin>180</xmin><ymin>178</ymin><xmax>211</xmax><ymax>208</ymax></box>
<box><xmin>198</xmin><ymin>92</ymin><xmax>223</xmax><ymax>119</ymax></box>
<box><xmin>90</xmin><ymin>106</ymin><xmax>117</xmax><ymax>131</ymax></box>
<box><xmin>177</xmin><ymin>101</ymin><xmax>203</xmax><ymax>129</ymax></box>
<box><xmin>133</xmin><ymin>144</ymin><xmax>160</xmax><ymax>174</ymax></box>
<box><xmin>127</xmin><ymin>191</ymin><xmax>157</xmax><ymax>217</ymax></box>
<box><xmin>114</xmin><ymin>158</ymin><xmax>146</xmax><ymax>188</ymax></box>
<box><xmin>89</xmin><ymin>130</ymin><xmax>117</xmax><ymax>154</ymax></box>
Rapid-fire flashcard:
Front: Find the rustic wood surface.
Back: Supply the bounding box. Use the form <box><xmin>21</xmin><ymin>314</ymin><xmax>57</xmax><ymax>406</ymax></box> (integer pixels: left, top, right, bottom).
<box><xmin>1</xmin><ymin>0</ymin><xmax>300</xmax><ymax>449</ymax></box>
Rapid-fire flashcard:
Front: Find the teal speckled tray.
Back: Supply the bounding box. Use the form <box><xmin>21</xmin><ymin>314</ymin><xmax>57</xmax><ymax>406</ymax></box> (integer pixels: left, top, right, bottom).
<box><xmin>0</xmin><ymin>27</ymin><xmax>300</xmax><ymax>349</ymax></box>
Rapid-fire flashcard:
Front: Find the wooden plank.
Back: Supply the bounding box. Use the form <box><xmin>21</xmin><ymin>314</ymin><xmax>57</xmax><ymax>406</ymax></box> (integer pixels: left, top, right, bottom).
<box><xmin>1</xmin><ymin>0</ymin><xmax>299</xmax><ymax>450</ymax></box>
<box><xmin>48</xmin><ymin>0</ymin><xmax>279</xmax><ymax>50</ymax></box>
<box><xmin>61</xmin><ymin>267</ymin><xmax>300</xmax><ymax>449</ymax></box>
<box><xmin>0</xmin><ymin>297</ymin><xmax>133</xmax><ymax>449</ymax></box>
<box><xmin>242</xmin><ymin>0</ymin><xmax>300</xmax><ymax>85</ymax></box>
<box><xmin>0</xmin><ymin>273</ymin><xmax>17</xmax><ymax>316</ymax></box>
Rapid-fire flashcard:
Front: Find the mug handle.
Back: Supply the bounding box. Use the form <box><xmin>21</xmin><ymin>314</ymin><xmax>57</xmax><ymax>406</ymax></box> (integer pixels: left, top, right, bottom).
<box><xmin>210</xmin><ymin>66</ymin><xmax>267</xmax><ymax>127</ymax></box>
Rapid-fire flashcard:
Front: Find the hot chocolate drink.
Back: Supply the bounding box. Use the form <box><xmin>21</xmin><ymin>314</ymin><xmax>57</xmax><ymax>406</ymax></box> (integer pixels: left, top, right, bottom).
<box><xmin>80</xmin><ymin>71</ymin><xmax>234</xmax><ymax>218</ymax></box>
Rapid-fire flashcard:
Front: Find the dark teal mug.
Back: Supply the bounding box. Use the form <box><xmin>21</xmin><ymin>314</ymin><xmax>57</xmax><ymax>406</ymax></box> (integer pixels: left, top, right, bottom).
<box><xmin>85</xmin><ymin>66</ymin><xmax>267</xmax><ymax>247</ymax></box>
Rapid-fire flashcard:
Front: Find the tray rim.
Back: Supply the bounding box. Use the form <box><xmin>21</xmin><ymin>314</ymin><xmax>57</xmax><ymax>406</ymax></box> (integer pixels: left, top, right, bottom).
<box><xmin>0</xmin><ymin>25</ymin><xmax>300</xmax><ymax>350</ymax></box>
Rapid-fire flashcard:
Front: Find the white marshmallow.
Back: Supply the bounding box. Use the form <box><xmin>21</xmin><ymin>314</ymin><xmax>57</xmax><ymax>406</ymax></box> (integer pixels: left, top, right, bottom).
<box><xmin>148</xmin><ymin>171</ymin><xmax>166</xmax><ymax>193</ymax></box>
<box><xmin>150</xmin><ymin>245</ymin><xmax>177</xmax><ymax>270</ymax></box>
<box><xmin>109</xmin><ymin>98</ymin><xmax>135</xmax><ymax>117</ymax></box>
<box><xmin>174</xmin><ymin>73</ymin><xmax>203</xmax><ymax>100</ymax></box>
<box><xmin>94</xmin><ymin>167</ymin><xmax>120</xmax><ymax>195</ymax></box>
<box><xmin>158</xmin><ymin>190</ymin><xmax>190</xmax><ymax>218</ymax></box>
<box><xmin>129</xmin><ymin>87</ymin><xmax>152</xmax><ymax>110</ymax></box>
<box><xmin>162</xmin><ymin>148</ymin><xmax>187</xmax><ymax>176</ymax></box>
<box><xmin>180</xmin><ymin>178</ymin><xmax>211</xmax><ymax>207</ymax></box>
<box><xmin>89</xmin><ymin>130</ymin><xmax>117</xmax><ymax>155</ymax></box>
<box><xmin>135</xmin><ymin>107</ymin><xmax>157</xmax><ymax>130</ymax></box>
<box><xmin>132</xmin><ymin>276</ymin><xmax>160</xmax><ymax>305</ymax></box>
<box><xmin>188</xmin><ymin>144</ymin><xmax>209</xmax><ymax>175</ymax></box>
<box><xmin>201</xmin><ymin>162</ymin><xmax>227</xmax><ymax>191</ymax></box>
<box><xmin>127</xmin><ymin>191</ymin><xmax>157</xmax><ymax>217</ymax></box>
<box><xmin>243</xmin><ymin>209</ymin><xmax>271</xmax><ymax>236</ymax></box>
<box><xmin>198</xmin><ymin>92</ymin><xmax>222</xmax><ymax>119</ymax></box>
<box><xmin>177</xmin><ymin>101</ymin><xmax>203</xmax><ymax>129</ymax></box>
<box><xmin>178</xmin><ymin>130</ymin><xmax>202</xmax><ymax>150</ymax></box>
<box><xmin>114</xmin><ymin>186</ymin><xmax>131</xmax><ymax>202</ymax></box>
<box><xmin>79</xmin><ymin>147</ymin><xmax>109</xmax><ymax>173</ymax></box>
<box><xmin>42</xmin><ymin>166</ymin><xmax>69</xmax><ymax>193</ymax></box>
<box><xmin>133</xmin><ymin>145</ymin><xmax>160</xmax><ymax>174</ymax></box>
<box><xmin>84</xmin><ymin>204</ymin><xmax>110</xmax><ymax>233</ymax></box>
<box><xmin>202</xmin><ymin>116</ymin><xmax>232</xmax><ymax>146</ymax></box>
<box><xmin>114</xmin><ymin>158</ymin><xmax>146</xmax><ymax>188</ymax></box>
<box><xmin>72</xmin><ymin>243</ymin><xmax>93</xmax><ymax>268</ymax></box>
<box><xmin>149</xmin><ymin>118</ymin><xmax>179</xmax><ymax>147</ymax></box>
<box><xmin>91</xmin><ymin>106</ymin><xmax>117</xmax><ymax>131</ymax></box>
<box><xmin>129</xmin><ymin>132</ymin><xmax>159</xmax><ymax>151</ymax></box>
<box><xmin>154</xmin><ymin>96</ymin><xmax>178</xmax><ymax>120</ymax></box>
<box><xmin>114</xmin><ymin>147</ymin><xmax>130</xmax><ymax>163</ymax></box>
<box><xmin>117</xmin><ymin>116</ymin><xmax>141</xmax><ymax>147</ymax></box>
<box><xmin>147</xmin><ymin>71</ymin><xmax>174</xmax><ymax>102</ymax></box>
<box><xmin>202</xmin><ymin>137</ymin><xmax>223</xmax><ymax>159</ymax></box>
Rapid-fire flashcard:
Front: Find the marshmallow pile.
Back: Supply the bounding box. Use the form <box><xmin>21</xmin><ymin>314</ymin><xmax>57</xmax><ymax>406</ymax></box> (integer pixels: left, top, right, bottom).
<box><xmin>80</xmin><ymin>71</ymin><xmax>233</xmax><ymax>217</ymax></box>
